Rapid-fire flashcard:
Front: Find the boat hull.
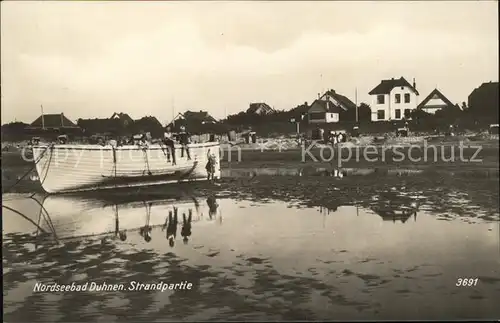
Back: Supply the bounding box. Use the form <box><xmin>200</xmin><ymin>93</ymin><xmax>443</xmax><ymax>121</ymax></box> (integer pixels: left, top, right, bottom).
<box><xmin>32</xmin><ymin>142</ymin><xmax>221</xmax><ymax>194</ymax></box>
<box><xmin>2</xmin><ymin>193</ymin><xmax>221</xmax><ymax>242</ymax></box>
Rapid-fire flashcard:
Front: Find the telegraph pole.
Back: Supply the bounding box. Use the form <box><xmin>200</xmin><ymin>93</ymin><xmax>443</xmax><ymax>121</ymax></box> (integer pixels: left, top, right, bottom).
<box><xmin>41</xmin><ymin>105</ymin><xmax>45</xmax><ymax>130</ymax></box>
<box><xmin>355</xmin><ymin>87</ymin><xmax>358</xmax><ymax>123</ymax></box>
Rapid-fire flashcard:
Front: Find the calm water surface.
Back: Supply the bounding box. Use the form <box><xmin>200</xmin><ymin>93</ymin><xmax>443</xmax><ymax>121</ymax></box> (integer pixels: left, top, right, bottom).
<box><xmin>3</xmin><ymin>188</ymin><xmax>500</xmax><ymax>321</ymax></box>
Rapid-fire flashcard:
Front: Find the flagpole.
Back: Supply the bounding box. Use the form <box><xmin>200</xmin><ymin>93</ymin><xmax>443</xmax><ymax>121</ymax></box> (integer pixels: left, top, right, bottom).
<box><xmin>41</xmin><ymin>104</ymin><xmax>45</xmax><ymax>130</ymax></box>
<box><xmin>171</xmin><ymin>97</ymin><xmax>175</xmax><ymax>123</ymax></box>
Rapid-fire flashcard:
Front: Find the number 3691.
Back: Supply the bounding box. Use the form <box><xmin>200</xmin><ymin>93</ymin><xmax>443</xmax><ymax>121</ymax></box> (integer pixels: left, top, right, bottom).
<box><xmin>456</xmin><ymin>278</ymin><xmax>479</xmax><ymax>286</ymax></box>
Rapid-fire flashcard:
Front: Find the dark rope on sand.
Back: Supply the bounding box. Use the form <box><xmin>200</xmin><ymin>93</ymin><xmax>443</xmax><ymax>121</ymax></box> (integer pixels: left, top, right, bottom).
<box><xmin>2</xmin><ymin>205</ymin><xmax>47</xmax><ymax>234</ymax></box>
<box><xmin>29</xmin><ymin>195</ymin><xmax>59</xmax><ymax>242</ymax></box>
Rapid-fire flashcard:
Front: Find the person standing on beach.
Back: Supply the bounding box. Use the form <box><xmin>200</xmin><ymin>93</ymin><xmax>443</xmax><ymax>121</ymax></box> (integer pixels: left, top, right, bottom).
<box><xmin>178</xmin><ymin>126</ymin><xmax>191</xmax><ymax>160</ymax></box>
<box><xmin>163</xmin><ymin>126</ymin><xmax>176</xmax><ymax>165</ymax></box>
<box><xmin>205</xmin><ymin>149</ymin><xmax>217</xmax><ymax>182</ymax></box>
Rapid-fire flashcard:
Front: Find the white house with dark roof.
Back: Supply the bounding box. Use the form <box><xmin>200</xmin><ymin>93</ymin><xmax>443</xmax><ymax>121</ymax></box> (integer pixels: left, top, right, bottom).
<box><xmin>368</xmin><ymin>77</ymin><xmax>420</xmax><ymax>121</ymax></box>
<box><xmin>417</xmin><ymin>88</ymin><xmax>458</xmax><ymax>114</ymax></box>
<box><xmin>307</xmin><ymin>89</ymin><xmax>356</xmax><ymax>124</ymax></box>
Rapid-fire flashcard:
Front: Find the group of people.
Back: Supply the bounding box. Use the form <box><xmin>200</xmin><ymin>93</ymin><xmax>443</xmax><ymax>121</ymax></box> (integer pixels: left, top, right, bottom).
<box><xmin>111</xmin><ymin>197</ymin><xmax>220</xmax><ymax>247</ymax></box>
<box><xmin>312</xmin><ymin>127</ymin><xmax>348</xmax><ymax>145</ymax></box>
<box><xmin>162</xmin><ymin>125</ymin><xmax>191</xmax><ymax>165</ymax></box>
<box><xmin>326</xmin><ymin>131</ymin><xmax>346</xmax><ymax>145</ymax></box>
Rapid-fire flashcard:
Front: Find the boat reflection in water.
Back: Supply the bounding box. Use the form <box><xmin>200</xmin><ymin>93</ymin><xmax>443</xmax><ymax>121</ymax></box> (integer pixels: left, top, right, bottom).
<box><xmin>5</xmin><ymin>191</ymin><xmax>222</xmax><ymax>248</ymax></box>
<box><xmin>369</xmin><ymin>188</ymin><xmax>420</xmax><ymax>223</ymax></box>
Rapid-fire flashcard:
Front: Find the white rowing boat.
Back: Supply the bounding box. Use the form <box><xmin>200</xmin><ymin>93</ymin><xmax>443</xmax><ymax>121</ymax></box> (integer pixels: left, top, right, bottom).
<box><xmin>3</xmin><ymin>192</ymin><xmax>222</xmax><ymax>243</ymax></box>
<box><xmin>31</xmin><ymin>141</ymin><xmax>221</xmax><ymax>194</ymax></box>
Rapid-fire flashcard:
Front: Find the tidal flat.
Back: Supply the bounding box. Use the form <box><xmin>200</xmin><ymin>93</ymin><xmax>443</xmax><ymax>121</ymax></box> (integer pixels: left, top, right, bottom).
<box><xmin>3</xmin><ymin>157</ymin><xmax>499</xmax><ymax>321</ymax></box>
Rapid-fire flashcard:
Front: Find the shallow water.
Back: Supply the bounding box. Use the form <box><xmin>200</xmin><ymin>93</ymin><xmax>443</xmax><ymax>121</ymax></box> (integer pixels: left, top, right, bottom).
<box><xmin>3</xmin><ymin>190</ymin><xmax>500</xmax><ymax>321</ymax></box>
<box><xmin>222</xmin><ymin>166</ymin><xmax>500</xmax><ymax>178</ymax></box>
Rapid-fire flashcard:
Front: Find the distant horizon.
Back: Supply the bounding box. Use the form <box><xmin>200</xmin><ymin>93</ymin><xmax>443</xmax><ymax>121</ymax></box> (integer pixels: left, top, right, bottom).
<box><xmin>3</xmin><ymin>78</ymin><xmax>499</xmax><ymax>127</ymax></box>
<box><xmin>1</xmin><ymin>1</ymin><xmax>498</xmax><ymax>124</ymax></box>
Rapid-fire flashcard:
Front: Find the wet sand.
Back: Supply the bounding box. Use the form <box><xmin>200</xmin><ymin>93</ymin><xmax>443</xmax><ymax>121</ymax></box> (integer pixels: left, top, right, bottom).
<box><xmin>2</xmin><ymin>144</ymin><xmax>499</xmax><ymax>321</ymax></box>
<box><xmin>3</xmin><ymin>189</ymin><xmax>500</xmax><ymax>321</ymax></box>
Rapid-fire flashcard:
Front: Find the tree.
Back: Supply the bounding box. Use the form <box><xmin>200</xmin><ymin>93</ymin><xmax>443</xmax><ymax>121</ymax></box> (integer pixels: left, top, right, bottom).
<box><xmin>357</xmin><ymin>103</ymin><xmax>372</xmax><ymax>122</ymax></box>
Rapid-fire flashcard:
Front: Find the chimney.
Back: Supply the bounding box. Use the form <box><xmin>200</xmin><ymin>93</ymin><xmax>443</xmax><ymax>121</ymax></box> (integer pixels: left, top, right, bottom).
<box><xmin>304</xmin><ymin>101</ymin><xmax>308</xmax><ymax>106</ymax></box>
<box><xmin>318</xmin><ymin>93</ymin><xmax>320</xmax><ymax>99</ymax></box>
<box><xmin>413</xmin><ymin>78</ymin><xmax>416</xmax><ymax>89</ymax></box>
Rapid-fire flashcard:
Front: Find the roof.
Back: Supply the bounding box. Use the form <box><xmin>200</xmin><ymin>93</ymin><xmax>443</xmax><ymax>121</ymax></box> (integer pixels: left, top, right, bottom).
<box><xmin>247</xmin><ymin>103</ymin><xmax>275</xmax><ymax>114</ymax></box>
<box><xmin>110</xmin><ymin>112</ymin><xmax>134</xmax><ymax>122</ymax></box>
<box><xmin>308</xmin><ymin>99</ymin><xmax>346</xmax><ymax>114</ymax></box>
<box><xmin>469</xmin><ymin>81</ymin><xmax>499</xmax><ymax>97</ymax></box>
<box><xmin>134</xmin><ymin>116</ymin><xmax>163</xmax><ymax>127</ymax></box>
<box><xmin>477</xmin><ymin>81</ymin><xmax>499</xmax><ymax>91</ymax></box>
<box><xmin>29</xmin><ymin>113</ymin><xmax>78</xmax><ymax>128</ymax></box>
<box><xmin>133</xmin><ymin>116</ymin><xmax>164</xmax><ymax>134</ymax></box>
<box><xmin>320</xmin><ymin>89</ymin><xmax>356</xmax><ymax>110</ymax></box>
<box><xmin>183</xmin><ymin>110</ymin><xmax>218</xmax><ymax>123</ymax></box>
<box><xmin>417</xmin><ymin>88</ymin><xmax>456</xmax><ymax>109</ymax></box>
<box><xmin>288</xmin><ymin>102</ymin><xmax>310</xmax><ymax>118</ymax></box>
<box><xmin>368</xmin><ymin>77</ymin><xmax>419</xmax><ymax>95</ymax></box>
<box><xmin>77</xmin><ymin>118</ymin><xmax>124</xmax><ymax>133</ymax></box>
<box><xmin>2</xmin><ymin>122</ymin><xmax>29</xmax><ymax>131</ymax></box>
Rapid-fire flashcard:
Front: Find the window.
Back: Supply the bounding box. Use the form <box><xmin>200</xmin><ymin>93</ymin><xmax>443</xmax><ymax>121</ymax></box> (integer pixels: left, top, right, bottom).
<box><xmin>377</xmin><ymin>95</ymin><xmax>385</xmax><ymax>104</ymax></box>
<box><xmin>377</xmin><ymin>110</ymin><xmax>385</xmax><ymax>120</ymax></box>
<box><xmin>404</xmin><ymin>109</ymin><xmax>412</xmax><ymax>118</ymax></box>
<box><xmin>329</xmin><ymin>113</ymin><xmax>339</xmax><ymax>123</ymax></box>
<box><xmin>395</xmin><ymin>94</ymin><xmax>401</xmax><ymax>104</ymax></box>
<box><xmin>395</xmin><ymin>109</ymin><xmax>401</xmax><ymax>119</ymax></box>
<box><xmin>404</xmin><ymin>93</ymin><xmax>411</xmax><ymax>103</ymax></box>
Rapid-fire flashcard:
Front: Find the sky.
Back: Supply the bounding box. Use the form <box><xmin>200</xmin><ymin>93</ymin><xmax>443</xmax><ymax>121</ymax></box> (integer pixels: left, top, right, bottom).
<box><xmin>1</xmin><ymin>1</ymin><xmax>498</xmax><ymax>124</ymax></box>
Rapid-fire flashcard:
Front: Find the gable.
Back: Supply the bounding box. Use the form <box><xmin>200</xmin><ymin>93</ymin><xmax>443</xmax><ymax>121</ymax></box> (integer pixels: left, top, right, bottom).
<box><xmin>324</xmin><ymin>96</ymin><xmax>340</xmax><ymax>107</ymax></box>
<box><xmin>308</xmin><ymin>100</ymin><xmax>345</xmax><ymax>114</ymax></box>
<box><xmin>422</xmin><ymin>97</ymin><xmax>447</xmax><ymax>108</ymax></box>
<box><xmin>255</xmin><ymin>105</ymin><xmax>269</xmax><ymax>113</ymax></box>
<box><xmin>319</xmin><ymin>90</ymin><xmax>355</xmax><ymax>111</ymax></box>
<box><xmin>417</xmin><ymin>89</ymin><xmax>455</xmax><ymax>109</ymax></box>
<box><xmin>110</xmin><ymin>112</ymin><xmax>134</xmax><ymax>123</ymax></box>
<box><xmin>308</xmin><ymin>100</ymin><xmax>327</xmax><ymax>113</ymax></box>
<box><xmin>248</xmin><ymin>103</ymin><xmax>273</xmax><ymax>114</ymax></box>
